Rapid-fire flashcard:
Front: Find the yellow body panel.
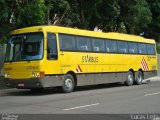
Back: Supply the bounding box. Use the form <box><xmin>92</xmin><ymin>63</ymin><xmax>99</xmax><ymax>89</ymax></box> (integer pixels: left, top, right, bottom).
<box><xmin>4</xmin><ymin>26</ymin><xmax>157</xmax><ymax>80</ymax></box>
<box><xmin>4</xmin><ymin>61</ymin><xmax>45</xmax><ymax>79</ymax></box>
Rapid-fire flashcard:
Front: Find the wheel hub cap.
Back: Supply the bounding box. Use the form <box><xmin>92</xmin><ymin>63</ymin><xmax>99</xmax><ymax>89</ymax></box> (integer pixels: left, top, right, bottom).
<box><xmin>65</xmin><ymin>79</ymin><xmax>72</xmax><ymax>89</ymax></box>
<box><xmin>128</xmin><ymin>74</ymin><xmax>133</xmax><ymax>84</ymax></box>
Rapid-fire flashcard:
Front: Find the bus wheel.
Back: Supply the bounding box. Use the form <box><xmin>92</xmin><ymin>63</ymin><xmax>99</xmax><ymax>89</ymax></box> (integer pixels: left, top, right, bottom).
<box><xmin>62</xmin><ymin>74</ymin><xmax>74</xmax><ymax>93</ymax></box>
<box><xmin>135</xmin><ymin>71</ymin><xmax>143</xmax><ymax>85</ymax></box>
<box><xmin>125</xmin><ymin>71</ymin><xmax>134</xmax><ymax>86</ymax></box>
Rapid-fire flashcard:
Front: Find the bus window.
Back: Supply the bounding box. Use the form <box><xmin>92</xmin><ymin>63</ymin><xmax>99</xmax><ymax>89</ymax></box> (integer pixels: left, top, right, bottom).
<box><xmin>92</xmin><ymin>38</ymin><xmax>105</xmax><ymax>52</ymax></box>
<box><xmin>13</xmin><ymin>41</ymin><xmax>21</xmax><ymax>60</ymax></box>
<box><xmin>5</xmin><ymin>33</ymin><xmax>43</xmax><ymax>62</ymax></box>
<box><xmin>5</xmin><ymin>37</ymin><xmax>22</xmax><ymax>61</ymax></box>
<box><xmin>106</xmin><ymin>40</ymin><xmax>117</xmax><ymax>53</ymax></box>
<box><xmin>147</xmin><ymin>44</ymin><xmax>155</xmax><ymax>55</ymax></box>
<box><xmin>59</xmin><ymin>34</ymin><xmax>76</xmax><ymax>51</ymax></box>
<box><xmin>22</xmin><ymin>33</ymin><xmax>43</xmax><ymax>60</ymax></box>
<box><xmin>76</xmin><ymin>36</ymin><xmax>92</xmax><ymax>51</ymax></box>
<box><xmin>128</xmin><ymin>42</ymin><xmax>138</xmax><ymax>54</ymax></box>
<box><xmin>47</xmin><ymin>33</ymin><xmax>58</xmax><ymax>60</ymax></box>
<box><xmin>138</xmin><ymin>43</ymin><xmax>147</xmax><ymax>54</ymax></box>
<box><xmin>118</xmin><ymin>41</ymin><xmax>128</xmax><ymax>53</ymax></box>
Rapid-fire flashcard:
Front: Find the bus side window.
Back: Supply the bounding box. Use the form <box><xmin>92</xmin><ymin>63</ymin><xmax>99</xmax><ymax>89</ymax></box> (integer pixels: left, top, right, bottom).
<box><xmin>77</xmin><ymin>36</ymin><xmax>92</xmax><ymax>51</ymax></box>
<box><xmin>47</xmin><ymin>33</ymin><xmax>58</xmax><ymax>60</ymax></box>
<box><xmin>92</xmin><ymin>38</ymin><xmax>105</xmax><ymax>52</ymax></box>
<box><xmin>106</xmin><ymin>40</ymin><xmax>117</xmax><ymax>53</ymax></box>
<box><xmin>128</xmin><ymin>42</ymin><xmax>138</xmax><ymax>54</ymax></box>
<box><xmin>138</xmin><ymin>43</ymin><xmax>147</xmax><ymax>54</ymax></box>
<box><xmin>59</xmin><ymin>34</ymin><xmax>76</xmax><ymax>51</ymax></box>
<box><xmin>147</xmin><ymin>44</ymin><xmax>156</xmax><ymax>55</ymax></box>
<box><xmin>117</xmin><ymin>41</ymin><xmax>128</xmax><ymax>53</ymax></box>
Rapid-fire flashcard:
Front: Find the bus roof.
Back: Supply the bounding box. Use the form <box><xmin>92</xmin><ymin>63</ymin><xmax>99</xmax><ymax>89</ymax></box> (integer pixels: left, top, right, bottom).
<box><xmin>10</xmin><ymin>26</ymin><xmax>155</xmax><ymax>44</ymax></box>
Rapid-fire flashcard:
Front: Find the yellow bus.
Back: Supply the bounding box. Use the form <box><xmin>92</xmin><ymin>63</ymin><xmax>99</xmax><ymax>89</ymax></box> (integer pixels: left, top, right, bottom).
<box><xmin>4</xmin><ymin>26</ymin><xmax>157</xmax><ymax>93</ymax></box>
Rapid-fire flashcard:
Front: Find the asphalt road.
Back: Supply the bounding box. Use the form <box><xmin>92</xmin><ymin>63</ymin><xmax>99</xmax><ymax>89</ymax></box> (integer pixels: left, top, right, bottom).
<box><xmin>0</xmin><ymin>80</ymin><xmax>160</xmax><ymax>120</ymax></box>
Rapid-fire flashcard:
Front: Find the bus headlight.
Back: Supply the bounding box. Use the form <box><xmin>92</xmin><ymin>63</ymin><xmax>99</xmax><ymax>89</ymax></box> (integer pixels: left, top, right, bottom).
<box><xmin>32</xmin><ymin>72</ymin><xmax>45</xmax><ymax>78</ymax></box>
<box><xmin>5</xmin><ymin>73</ymin><xmax>10</xmax><ymax>78</ymax></box>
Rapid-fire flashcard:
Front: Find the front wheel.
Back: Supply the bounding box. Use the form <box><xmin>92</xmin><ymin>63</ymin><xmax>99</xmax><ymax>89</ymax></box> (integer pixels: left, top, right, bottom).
<box><xmin>135</xmin><ymin>71</ymin><xmax>143</xmax><ymax>85</ymax></box>
<box><xmin>125</xmin><ymin>71</ymin><xmax>134</xmax><ymax>86</ymax></box>
<box><xmin>62</xmin><ymin>74</ymin><xmax>74</xmax><ymax>93</ymax></box>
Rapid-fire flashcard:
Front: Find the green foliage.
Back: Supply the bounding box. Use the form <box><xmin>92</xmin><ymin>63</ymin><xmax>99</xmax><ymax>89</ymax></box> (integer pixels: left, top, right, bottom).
<box><xmin>118</xmin><ymin>0</ymin><xmax>152</xmax><ymax>34</ymax></box>
<box><xmin>0</xmin><ymin>0</ymin><xmax>46</xmax><ymax>44</ymax></box>
<box><xmin>0</xmin><ymin>0</ymin><xmax>12</xmax><ymax>44</ymax></box>
<box><xmin>88</xmin><ymin>0</ymin><xmax>121</xmax><ymax>31</ymax></box>
<box><xmin>157</xmin><ymin>42</ymin><xmax>160</xmax><ymax>54</ymax></box>
<box><xmin>0</xmin><ymin>0</ymin><xmax>159</xmax><ymax>44</ymax></box>
<box><xmin>145</xmin><ymin>0</ymin><xmax>160</xmax><ymax>42</ymax></box>
<box><xmin>45</xmin><ymin>0</ymin><xmax>70</xmax><ymax>25</ymax></box>
<box><xmin>15</xmin><ymin>0</ymin><xmax>46</xmax><ymax>28</ymax></box>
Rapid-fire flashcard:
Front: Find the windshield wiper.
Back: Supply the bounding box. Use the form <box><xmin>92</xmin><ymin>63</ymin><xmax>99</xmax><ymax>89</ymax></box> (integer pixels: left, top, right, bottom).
<box><xmin>23</xmin><ymin>57</ymin><xmax>31</xmax><ymax>62</ymax></box>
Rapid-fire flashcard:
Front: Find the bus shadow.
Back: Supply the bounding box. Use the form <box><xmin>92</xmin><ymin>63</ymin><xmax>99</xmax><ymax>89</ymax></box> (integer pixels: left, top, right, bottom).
<box><xmin>75</xmin><ymin>83</ymin><xmax>125</xmax><ymax>92</ymax></box>
<box><xmin>0</xmin><ymin>88</ymin><xmax>60</xmax><ymax>96</ymax></box>
<box><xmin>1</xmin><ymin>82</ymin><xmax>149</xmax><ymax>96</ymax></box>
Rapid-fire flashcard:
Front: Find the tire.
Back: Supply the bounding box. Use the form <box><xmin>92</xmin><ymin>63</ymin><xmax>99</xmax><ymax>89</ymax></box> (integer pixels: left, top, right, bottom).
<box><xmin>62</xmin><ymin>74</ymin><xmax>74</xmax><ymax>93</ymax></box>
<box><xmin>135</xmin><ymin>71</ymin><xmax>143</xmax><ymax>85</ymax></box>
<box><xmin>125</xmin><ymin>71</ymin><xmax>134</xmax><ymax>86</ymax></box>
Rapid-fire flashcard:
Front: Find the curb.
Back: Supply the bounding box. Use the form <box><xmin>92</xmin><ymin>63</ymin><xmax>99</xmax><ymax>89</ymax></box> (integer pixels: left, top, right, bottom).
<box><xmin>0</xmin><ymin>88</ymin><xmax>17</xmax><ymax>96</ymax></box>
<box><xmin>142</xmin><ymin>76</ymin><xmax>160</xmax><ymax>83</ymax></box>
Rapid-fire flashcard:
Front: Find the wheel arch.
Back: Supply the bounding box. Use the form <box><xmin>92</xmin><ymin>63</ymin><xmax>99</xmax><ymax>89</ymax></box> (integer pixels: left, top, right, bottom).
<box><xmin>66</xmin><ymin>71</ymin><xmax>77</xmax><ymax>87</ymax></box>
<box><xmin>129</xmin><ymin>69</ymin><xmax>135</xmax><ymax>78</ymax></box>
<box><xmin>138</xmin><ymin>69</ymin><xmax>144</xmax><ymax>79</ymax></box>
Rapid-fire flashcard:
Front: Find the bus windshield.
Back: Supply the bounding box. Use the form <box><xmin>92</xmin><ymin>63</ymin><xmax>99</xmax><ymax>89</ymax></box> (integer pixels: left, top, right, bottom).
<box><xmin>5</xmin><ymin>32</ymin><xmax>43</xmax><ymax>62</ymax></box>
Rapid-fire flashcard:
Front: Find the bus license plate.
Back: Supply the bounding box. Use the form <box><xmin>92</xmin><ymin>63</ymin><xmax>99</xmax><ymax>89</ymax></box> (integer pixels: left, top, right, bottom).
<box><xmin>18</xmin><ymin>83</ymin><xmax>24</xmax><ymax>87</ymax></box>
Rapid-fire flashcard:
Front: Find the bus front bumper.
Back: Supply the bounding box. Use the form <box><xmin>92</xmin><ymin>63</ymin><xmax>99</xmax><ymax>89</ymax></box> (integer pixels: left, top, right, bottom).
<box><xmin>4</xmin><ymin>76</ymin><xmax>63</xmax><ymax>89</ymax></box>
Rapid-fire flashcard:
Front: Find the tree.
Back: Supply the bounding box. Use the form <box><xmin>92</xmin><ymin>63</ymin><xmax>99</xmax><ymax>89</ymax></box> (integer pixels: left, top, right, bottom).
<box><xmin>145</xmin><ymin>0</ymin><xmax>160</xmax><ymax>41</ymax></box>
<box><xmin>64</xmin><ymin>0</ymin><xmax>152</xmax><ymax>35</ymax></box>
<box><xmin>95</xmin><ymin>0</ymin><xmax>120</xmax><ymax>32</ymax></box>
<box><xmin>0</xmin><ymin>0</ymin><xmax>157</xmax><ymax>44</ymax></box>
<box><xmin>45</xmin><ymin>0</ymin><xmax>81</xmax><ymax>27</ymax></box>
<box><xmin>13</xmin><ymin>0</ymin><xmax>46</xmax><ymax>28</ymax></box>
<box><xmin>0</xmin><ymin>0</ymin><xmax>46</xmax><ymax>43</ymax></box>
<box><xmin>0</xmin><ymin>0</ymin><xmax>13</xmax><ymax>43</ymax></box>
<box><xmin>65</xmin><ymin>0</ymin><xmax>120</xmax><ymax>31</ymax></box>
<box><xmin>45</xmin><ymin>0</ymin><xmax>70</xmax><ymax>25</ymax></box>
<box><xmin>118</xmin><ymin>0</ymin><xmax>152</xmax><ymax>34</ymax></box>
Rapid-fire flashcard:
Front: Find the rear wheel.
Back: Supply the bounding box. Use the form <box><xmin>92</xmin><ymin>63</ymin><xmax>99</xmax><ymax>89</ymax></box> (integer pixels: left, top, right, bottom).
<box><xmin>62</xmin><ymin>74</ymin><xmax>74</xmax><ymax>93</ymax></box>
<box><xmin>125</xmin><ymin>71</ymin><xmax>134</xmax><ymax>86</ymax></box>
<box><xmin>135</xmin><ymin>71</ymin><xmax>143</xmax><ymax>85</ymax></box>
